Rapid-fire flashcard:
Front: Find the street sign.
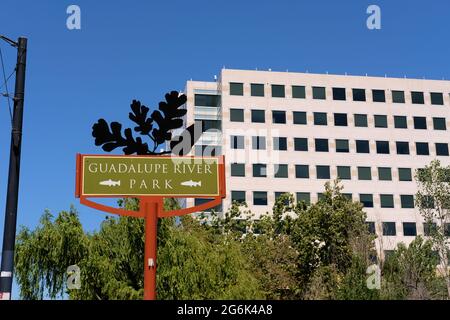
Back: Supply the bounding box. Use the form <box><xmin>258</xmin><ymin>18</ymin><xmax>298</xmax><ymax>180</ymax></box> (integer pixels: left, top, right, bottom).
<box><xmin>76</xmin><ymin>155</ymin><xmax>224</xmax><ymax>197</ymax></box>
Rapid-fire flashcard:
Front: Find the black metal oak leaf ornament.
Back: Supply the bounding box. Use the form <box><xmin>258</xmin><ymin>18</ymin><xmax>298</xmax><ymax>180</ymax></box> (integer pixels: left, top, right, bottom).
<box><xmin>92</xmin><ymin>91</ymin><xmax>197</xmax><ymax>156</ymax></box>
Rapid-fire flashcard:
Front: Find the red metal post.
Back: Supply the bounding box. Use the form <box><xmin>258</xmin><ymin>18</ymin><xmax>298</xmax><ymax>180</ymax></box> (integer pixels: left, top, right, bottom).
<box><xmin>143</xmin><ymin>197</ymin><xmax>161</xmax><ymax>300</ymax></box>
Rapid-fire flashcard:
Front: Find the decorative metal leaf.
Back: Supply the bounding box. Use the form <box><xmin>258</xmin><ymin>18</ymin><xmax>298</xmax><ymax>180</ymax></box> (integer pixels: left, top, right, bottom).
<box><xmin>128</xmin><ymin>100</ymin><xmax>153</xmax><ymax>135</ymax></box>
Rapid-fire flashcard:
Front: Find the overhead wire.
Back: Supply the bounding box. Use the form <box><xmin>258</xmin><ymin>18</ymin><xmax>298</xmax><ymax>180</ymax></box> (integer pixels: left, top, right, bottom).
<box><xmin>0</xmin><ymin>45</ymin><xmax>14</xmax><ymax>125</ymax></box>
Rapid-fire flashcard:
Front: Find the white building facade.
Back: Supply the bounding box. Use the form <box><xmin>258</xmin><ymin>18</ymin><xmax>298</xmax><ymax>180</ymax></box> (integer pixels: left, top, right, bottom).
<box><xmin>183</xmin><ymin>68</ymin><xmax>450</xmax><ymax>256</ymax></box>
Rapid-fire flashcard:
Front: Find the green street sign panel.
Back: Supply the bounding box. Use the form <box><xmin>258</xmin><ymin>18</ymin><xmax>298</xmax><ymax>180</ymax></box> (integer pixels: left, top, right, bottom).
<box><xmin>76</xmin><ymin>155</ymin><xmax>224</xmax><ymax>197</ymax></box>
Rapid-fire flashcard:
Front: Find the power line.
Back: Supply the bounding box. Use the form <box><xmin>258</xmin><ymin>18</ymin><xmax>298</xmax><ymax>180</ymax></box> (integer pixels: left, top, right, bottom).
<box><xmin>0</xmin><ymin>45</ymin><xmax>13</xmax><ymax>124</ymax></box>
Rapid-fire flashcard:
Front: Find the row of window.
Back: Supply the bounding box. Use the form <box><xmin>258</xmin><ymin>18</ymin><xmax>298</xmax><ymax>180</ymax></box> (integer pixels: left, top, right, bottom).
<box><xmin>231</xmin><ymin>164</ymin><xmax>419</xmax><ymax>182</ymax></box>
<box><xmin>229</xmin><ymin>109</ymin><xmax>448</xmax><ymax>131</ymax></box>
<box><xmin>368</xmin><ymin>221</ymin><xmax>450</xmax><ymax>237</ymax></box>
<box><xmin>231</xmin><ymin>136</ymin><xmax>450</xmax><ymax>156</ymax></box>
<box><xmin>229</xmin><ymin>82</ymin><xmax>448</xmax><ymax>105</ymax></box>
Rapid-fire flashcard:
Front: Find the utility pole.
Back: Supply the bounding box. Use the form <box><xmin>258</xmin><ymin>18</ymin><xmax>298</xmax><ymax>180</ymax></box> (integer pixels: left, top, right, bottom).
<box><xmin>0</xmin><ymin>36</ymin><xmax>27</xmax><ymax>300</ymax></box>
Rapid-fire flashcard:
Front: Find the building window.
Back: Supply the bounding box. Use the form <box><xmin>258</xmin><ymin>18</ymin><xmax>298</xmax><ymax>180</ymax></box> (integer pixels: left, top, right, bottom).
<box><xmin>294</xmin><ymin>138</ymin><xmax>308</xmax><ymax>151</ymax></box>
<box><xmin>376</xmin><ymin>141</ymin><xmax>390</xmax><ymax>154</ymax></box>
<box><xmin>378</xmin><ymin>167</ymin><xmax>392</xmax><ymax>181</ymax></box>
<box><xmin>354</xmin><ymin>114</ymin><xmax>368</xmax><ymax>127</ymax></box>
<box><xmin>231</xmin><ymin>163</ymin><xmax>245</xmax><ymax>177</ymax></box>
<box><xmin>418</xmin><ymin>195</ymin><xmax>435</xmax><ymax>209</ymax></box>
<box><xmin>342</xmin><ymin>193</ymin><xmax>353</xmax><ymax>201</ymax></box>
<box><xmin>433</xmin><ymin>117</ymin><xmax>447</xmax><ymax>130</ymax></box>
<box><xmin>295</xmin><ymin>165</ymin><xmax>309</xmax><ymax>178</ymax></box>
<box><xmin>293</xmin><ymin>111</ymin><xmax>307</xmax><ymax>124</ymax></box>
<box><xmin>196</xmin><ymin>119</ymin><xmax>221</xmax><ymax>131</ymax></box>
<box><xmin>413</xmin><ymin>116</ymin><xmax>427</xmax><ymax>129</ymax></box>
<box><xmin>314</xmin><ymin>112</ymin><xmax>327</xmax><ymax>125</ymax></box>
<box><xmin>336</xmin><ymin>139</ymin><xmax>349</xmax><ymax>153</ymax></box>
<box><xmin>253</xmin><ymin>191</ymin><xmax>267</xmax><ymax>205</ymax></box>
<box><xmin>231</xmin><ymin>135</ymin><xmax>244</xmax><ymax>149</ymax></box>
<box><xmin>372</xmin><ymin>89</ymin><xmax>386</xmax><ymax>102</ymax></box>
<box><xmin>272</xmin><ymin>110</ymin><xmax>286</xmax><ymax>124</ymax></box>
<box><xmin>271</xmin><ymin>84</ymin><xmax>285</xmax><ymax>98</ymax></box>
<box><xmin>356</xmin><ymin>140</ymin><xmax>370</xmax><ymax>153</ymax></box>
<box><xmin>334</xmin><ymin>113</ymin><xmax>348</xmax><ymax>126</ymax></box>
<box><xmin>367</xmin><ymin>222</ymin><xmax>376</xmax><ymax>234</ymax></box>
<box><xmin>253</xmin><ymin>164</ymin><xmax>267</xmax><ymax>177</ymax></box>
<box><xmin>194</xmin><ymin>198</ymin><xmax>222</xmax><ymax>212</ymax></box>
<box><xmin>230</xmin><ymin>108</ymin><xmax>244</xmax><ymax>122</ymax></box>
<box><xmin>337</xmin><ymin>166</ymin><xmax>351</xmax><ymax>180</ymax></box>
<box><xmin>251</xmin><ymin>83</ymin><xmax>264</xmax><ymax>97</ymax></box>
<box><xmin>251</xmin><ymin>109</ymin><xmax>265</xmax><ymax>123</ymax></box>
<box><xmin>296</xmin><ymin>192</ymin><xmax>311</xmax><ymax>205</ymax></box>
<box><xmin>292</xmin><ymin>85</ymin><xmax>306</xmax><ymax>99</ymax></box>
<box><xmin>332</xmin><ymin>87</ymin><xmax>346</xmax><ymax>101</ymax></box>
<box><xmin>230</xmin><ymin>82</ymin><xmax>243</xmax><ymax>96</ymax></box>
<box><xmin>312</xmin><ymin>86</ymin><xmax>326</xmax><ymax>100</ymax></box>
<box><xmin>380</xmin><ymin>194</ymin><xmax>394</xmax><ymax>208</ymax></box>
<box><xmin>274</xmin><ymin>164</ymin><xmax>288</xmax><ymax>178</ymax></box>
<box><xmin>194</xmin><ymin>94</ymin><xmax>219</xmax><ymax>107</ymax></box>
<box><xmin>360</xmin><ymin>194</ymin><xmax>374</xmax><ymax>208</ymax></box>
<box><xmin>231</xmin><ymin>191</ymin><xmax>246</xmax><ymax>203</ymax></box>
<box><xmin>195</xmin><ymin>145</ymin><xmax>221</xmax><ymax>157</ymax></box>
<box><xmin>394</xmin><ymin>116</ymin><xmax>408</xmax><ymax>129</ymax></box>
<box><xmin>316</xmin><ymin>165</ymin><xmax>330</xmax><ymax>179</ymax></box>
<box><xmin>315</xmin><ymin>139</ymin><xmax>329</xmax><ymax>152</ymax></box>
<box><xmin>374</xmin><ymin>115</ymin><xmax>388</xmax><ymax>128</ymax></box>
<box><xmin>398</xmin><ymin>168</ymin><xmax>412</xmax><ymax>181</ymax></box>
<box><xmin>396</xmin><ymin>141</ymin><xmax>410</xmax><ymax>155</ymax></box>
<box><xmin>430</xmin><ymin>92</ymin><xmax>444</xmax><ymax>105</ymax></box>
<box><xmin>436</xmin><ymin>143</ymin><xmax>449</xmax><ymax>156</ymax></box>
<box><xmin>423</xmin><ymin>222</ymin><xmax>437</xmax><ymax>236</ymax></box>
<box><xmin>400</xmin><ymin>195</ymin><xmax>414</xmax><ymax>208</ymax></box>
<box><xmin>382</xmin><ymin>222</ymin><xmax>396</xmax><ymax>236</ymax></box>
<box><xmin>416</xmin><ymin>142</ymin><xmax>430</xmax><ymax>155</ymax></box>
<box><xmin>411</xmin><ymin>91</ymin><xmax>425</xmax><ymax>104</ymax></box>
<box><xmin>392</xmin><ymin>90</ymin><xmax>405</xmax><ymax>103</ymax></box>
<box><xmin>358</xmin><ymin>167</ymin><xmax>372</xmax><ymax>180</ymax></box>
<box><xmin>403</xmin><ymin>223</ymin><xmax>417</xmax><ymax>236</ymax></box>
<box><xmin>353</xmin><ymin>88</ymin><xmax>366</xmax><ymax>101</ymax></box>
<box><xmin>317</xmin><ymin>193</ymin><xmax>326</xmax><ymax>201</ymax></box>
<box><xmin>252</xmin><ymin>136</ymin><xmax>266</xmax><ymax>150</ymax></box>
<box><xmin>273</xmin><ymin>137</ymin><xmax>288</xmax><ymax>151</ymax></box>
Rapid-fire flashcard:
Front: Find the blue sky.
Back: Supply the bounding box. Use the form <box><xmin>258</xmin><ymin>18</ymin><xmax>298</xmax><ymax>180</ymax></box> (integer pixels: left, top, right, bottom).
<box><xmin>1</xmin><ymin>0</ymin><xmax>450</xmax><ymax>299</ymax></box>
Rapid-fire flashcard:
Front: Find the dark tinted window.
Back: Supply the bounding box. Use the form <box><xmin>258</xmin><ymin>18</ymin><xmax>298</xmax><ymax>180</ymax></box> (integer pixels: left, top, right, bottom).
<box><xmin>374</xmin><ymin>115</ymin><xmax>388</xmax><ymax>128</ymax></box>
<box><xmin>411</xmin><ymin>91</ymin><xmax>425</xmax><ymax>104</ymax></box>
<box><xmin>436</xmin><ymin>143</ymin><xmax>449</xmax><ymax>156</ymax></box>
<box><xmin>392</xmin><ymin>90</ymin><xmax>405</xmax><ymax>103</ymax></box>
<box><xmin>230</xmin><ymin>82</ymin><xmax>243</xmax><ymax>96</ymax></box>
<box><xmin>354</xmin><ymin>114</ymin><xmax>368</xmax><ymax>127</ymax></box>
<box><xmin>273</xmin><ymin>137</ymin><xmax>288</xmax><ymax>151</ymax></box>
<box><xmin>293</xmin><ymin>111</ymin><xmax>307</xmax><ymax>124</ymax></box>
<box><xmin>296</xmin><ymin>192</ymin><xmax>310</xmax><ymax>205</ymax></box>
<box><xmin>413</xmin><ymin>116</ymin><xmax>427</xmax><ymax>129</ymax></box>
<box><xmin>380</xmin><ymin>194</ymin><xmax>394</xmax><ymax>208</ymax></box>
<box><xmin>294</xmin><ymin>138</ymin><xmax>308</xmax><ymax>151</ymax></box>
<box><xmin>195</xmin><ymin>94</ymin><xmax>219</xmax><ymax>107</ymax></box>
<box><xmin>253</xmin><ymin>191</ymin><xmax>267</xmax><ymax>205</ymax></box>
<box><xmin>316</xmin><ymin>165</ymin><xmax>331</xmax><ymax>179</ymax></box>
<box><xmin>253</xmin><ymin>164</ymin><xmax>267</xmax><ymax>177</ymax></box>
<box><xmin>360</xmin><ymin>194</ymin><xmax>374</xmax><ymax>208</ymax></box>
<box><xmin>272</xmin><ymin>84</ymin><xmax>285</xmax><ymax>98</ymax></box>
<box><xmin>383</xmin><ymin>222</ymin><xmax>396</xmax><ymax>236</ymax></box>
<box><xmin>313</xmin><ymin>86</ymin><xmax>326</xmax><ymax>99</ymax></box>
<box><xmin>251</xmin><ymin>83</ymin><xmax>264</xmax><ymax>97</ymax></box>
<box><xmin>334</xmin><ymin>113</ymin><xmax>348</xmax><ymax>126</ymax></box>
<box><xmin>274</xmin><ymin>164</ymin><xmax>288</xmax><ymax>178</ymax></box>
<box><xmin>394</xmin><ymin>116</ymin><xmax>407</xmax><ymax>129</ymax></box>
<box><xmin>314</xmin><ymin>112</ymin><xmax>327</xmax><ymax>125</ymax></box>
<box><xmin>230</xmin><ymin>108</ymin><xmax>244</xmax><ymax>122</ymax></box>
<box><xmin>367</xmin><ymin>222</ymin><xmax>376</xmax><ymax>234</ymax></box>
<box><xmin>315</xmin><ymin>139</ymin><xmax>329</xmax><ymax>152</ymax></box>
<box><xmin>378</xmin><ymin>167</ymin><xmax>392</xmax><ymax>181</ymax></box>
<box><xmin>231</xmin><ymin>163</ymin><xmax>245</xmax><ymax>177</ymax></box>
<box><xmin>196</xmin><ymin>119</ymin><xmax>220</xmax><ymax>131</ymax></box>
<box><xmin>336</xmin><ymin>139</ymin><xmax>349</xmax><ymax>153</ymax></box>
<box><xmin>372</xmin><ymin>89</ymin><xmax>386</xmax><ymax>102</ymax></box>
<box><xmin>272</xmin><ymin>111</ymin><xmax>286</xmax><ymax>124</ymax></box>
<box><xmin>416</xmin><ymin>142</ymin><xmax>430</xmax><ymax>155</ymax></box>
<box><xmin>403</xmin><ymin>223</ymin><xmax>417</xmax><ymax>236</ymax></box>
<box><xmin>376</xmin><ymin>141</ymin><xmax>390</xmax><ymax>154</ymax></box>
<box><xmin>398</xmin><ymin>168</ymin><xmax>412</xmax><ymax>181</ymax></box>
<box><xmin>400</xmin><ymin>195</ymin><xmax>414</xmax><ymax>208</ymax></box>
<box><xmin>356</xmin><ymin>140</ymin><xmax>370</xmax><ymax>153</ymax></box>
<box><xmin>292</xmin><ymin>86</ymin><xmax>306</xmax><ymax>98</ymax></box>
<box><xmin>251</xmin><ymin>109</ymin><xmax>265</xmax><ymax>123</ymax></box>
<box><xmin>337</xmin><ymin>166</ymin><xmax>351</xmax><ymax>180</ymax></box>
<box><xmin>358</xmin><ymin>167</ymin><xmax>372</xmax><ymax>180</ymax></box>
<box><xmin>433</xmin><ymin>117</ymin><xmax>446</xmax><ymax>130</ymax></box>
<box><xmin>430</xmin><ymin>92</ymin><xmax>444</xmax><ymax>105</ymax></box>
<box><xmin>423</xmin><ymin>222</ymin><xmax>437</xmax><ymax>236</ymax></box>
<box><xmin>231</xmin><ymin>191</ymin><xmax>246</xmax><ymax>203</ymax></box>
<box><xmin>333</xmin><ymin>87</ymin><xmax>346</xmax><ymax>100</ymax></box>
<box><xmin>295</xmin><ymin>165</ymin><xmax>309</xmax><ymax>178</ymax></box>
<box><xmin>396</xmin><ymin>142</ymin><xmax>410</xmax><ymax>155</ymax></box>
<box><xmin>353</xmin><ymin>88</ymin><xmax>366</xmax><ymax>101</ymax></box>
